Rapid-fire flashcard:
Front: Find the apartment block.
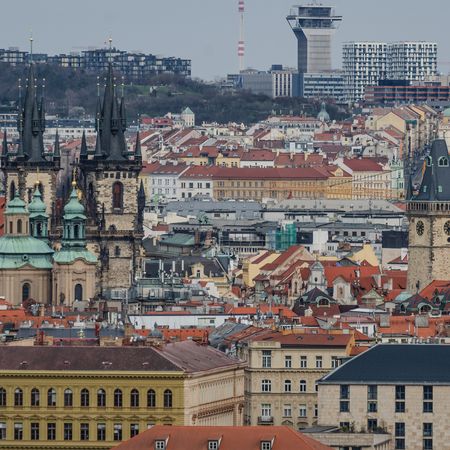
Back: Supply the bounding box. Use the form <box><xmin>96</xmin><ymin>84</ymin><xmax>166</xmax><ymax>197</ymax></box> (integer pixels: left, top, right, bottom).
<box><xmin>318</xmin><ymin>344</ymin><xmax>450</xmax><ymax>450</ymax></box>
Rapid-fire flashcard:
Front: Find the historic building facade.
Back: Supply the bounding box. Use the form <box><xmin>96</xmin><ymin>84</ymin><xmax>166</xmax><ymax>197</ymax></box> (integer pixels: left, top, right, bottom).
<box><xmin>0</xmin><ymin>341</ymin><xmax>244</xmax><ymax>449</ymax></box>
<box><xmin>78</xmin><ymin>65</ymin><xmax>144</xmax><ymax>298</ymax></box>
<box><xmin>407</xmin><ymin>139</ymin><xmax>450</xmax><ymax>292</ymax></box>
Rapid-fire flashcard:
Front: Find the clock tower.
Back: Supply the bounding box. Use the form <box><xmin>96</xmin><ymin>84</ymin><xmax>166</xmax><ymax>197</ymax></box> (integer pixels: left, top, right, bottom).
<box><xmin>407</xmin><ymin>139</ymin><xmax>450</xmax><ymax>292</ymax></box>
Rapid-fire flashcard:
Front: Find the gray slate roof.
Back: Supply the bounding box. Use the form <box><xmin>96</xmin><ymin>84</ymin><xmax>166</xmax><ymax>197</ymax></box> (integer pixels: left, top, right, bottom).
<box><xmin>321</xmin><ymin>344</ymin><xmax>450</xmax><ymax>384</ymax></box>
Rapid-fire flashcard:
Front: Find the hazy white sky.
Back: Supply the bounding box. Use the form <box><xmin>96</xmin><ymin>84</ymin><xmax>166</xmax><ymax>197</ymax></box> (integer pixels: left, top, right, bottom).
<box><xmin>3</xmin><ymin>0</ymin><xmax>449</xmax><ymax>79</ymax></box>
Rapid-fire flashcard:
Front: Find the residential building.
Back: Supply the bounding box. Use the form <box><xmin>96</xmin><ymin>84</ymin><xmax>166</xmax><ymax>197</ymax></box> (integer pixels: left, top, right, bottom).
<box><xmin>240</xmin><ymin>330</ymin><xmax>354</xmax><ymax>429</ymax></box>
<box><xmin>143</xmin><ymin>162</ymin><xmax>188</xmax><ymax>201</ymax></box>
<box><xmin>0</xmin><ymin>341</ymin><xmax>245</xmax><ymax>449</ymax></box>
<box><xmin>388</xmin><ymin>42</ymin><xmax>437</xmax><ymax>82</ymax></box>
<box><xmin>343</xmin><ymin>41</ymin><xmax>437</xmax><ymax>102</ymax></box>
<box><xmin>318</xmin><ymin>344</ymin><xmax>450</xmax><ymax>450</ymax></box>
<box><xmin>301</xmin><ymin>73</ymin><xmax>346</xmax><ymax>103</ymax></box>
<box><xmin>407</xmin><ymin>139</ymin><xmax>450</xmax><ymax>292</ymax></box>
<box><xmin>343</xmin><ymin>42</ymin><xmax>388</xmax><ymax>103</ymax></box>
<box><xmin>112</xmin><ymin>425</ymin><xmax>333</xmax><ymax>450</ymax></box>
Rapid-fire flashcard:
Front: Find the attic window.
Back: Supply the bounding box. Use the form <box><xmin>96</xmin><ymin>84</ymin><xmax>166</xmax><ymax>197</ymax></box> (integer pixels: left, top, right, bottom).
<box><xmin>423</xmin><ymin>186</ymin><xmax>427</xmax><ymax>193</ymax></box>
<box><xmin>426</xmin><ymin>156</ymin><xmax>432</xmax><ymax>167</ymax></box>
<box><xmin>208</xmin><ymin>440</ymin><xmax>219</xmax><ymax>450</ymax></box>
<box><xmin>439</xmin><ymin>186</ymin><xmax>443</xmax><ymax>193</ymax></box>
<box><xmin>261</xmin><ymin>441</ymin><xmax>272</xmax><ymax>450</ymax></box>
<box><xmin>438</xmin><ymin>157</ymin><xmax>449</xmax><ymax>167</ymax></box>
<box><xmin>155</xmin><ymin>440</ymin><xmax>166</xmax><ymax>450</ymax></box>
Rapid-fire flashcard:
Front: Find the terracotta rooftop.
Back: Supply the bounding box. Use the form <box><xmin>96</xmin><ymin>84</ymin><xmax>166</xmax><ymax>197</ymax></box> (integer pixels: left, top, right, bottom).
<box><xmin>112</xmin><ymin>425</ymin><xmax>332</xmax><ymax>450</ymax></box>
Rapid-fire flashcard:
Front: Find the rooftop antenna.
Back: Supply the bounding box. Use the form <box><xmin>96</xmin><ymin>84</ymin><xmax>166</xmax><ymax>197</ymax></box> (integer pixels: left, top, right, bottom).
<box><xmin>29</xmin><ymin>32</ymin><xmax>33</xmax><ymax>63</ymax></box>
<box><xmin>96</xmin><ymin>76</ymin><xmax>100</xmax><ymax>97</ymax></box>
<box><xmin>238</xmin><ymin>0</ymin><xmax>245</xmax><ymax>72</ymax></box>
<box><xmin>108</xmin><ymin>37</ymin><xmax>113</xmax><ymax>64</ymax></box>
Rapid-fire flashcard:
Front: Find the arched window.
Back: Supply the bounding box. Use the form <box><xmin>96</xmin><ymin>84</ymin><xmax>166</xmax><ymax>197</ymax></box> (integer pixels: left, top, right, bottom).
<box><xmin>74</xmin><ymin>224</ymin><xmax>80</xmax><ymax>239</ymax></box>
<box><xmin>284</xmin><ymin>380</ymin><xmax>292</xmax><ymax>392</ymax></box>
<box><xmin>9</xmin><ymin>181</ymin><xmax>15</xmax><ymax>201</ymax></box>
<box><xmin>114</xmin><ymin>389</ymin><xmax>122</xmax><ymax>407</ymax></box>
<box><xmin>300</xmin><ymin>380</ymin><xmax>307</xmax><ymax>392</ymax></box>
<box><xmin>0</xmin><ymin>388</ymin><xmax>6</xmax><ymax>407</ymax></box>
<box><xmin>22</xmin><ymin>283</ymin><xmax>30</xmax><ymax>302</ymax></box>
<box><xmin>130</xmin><ymin>389</ymin><xmax>139</xmax><ymax>408</ymax></box>
<box><xmin>426</xmin><ymin>156</ymin><xmax>432</xmax><ymax>167</ymax></box>
<box><xmin>31</xmin><ymin>388</ymin><xmax>40</xmax><ymax>406</ymax></box>
<box><xmin>147</xmin><ymin>389</ymin><xmax>156</xmax><ymax>408</ymax></box>
<box><xmin>47</xmin><ymin>388</ymin><xmax>56</xmax><ymax>407</ymax></box>
<box><xmin>74</xmin><ymin>284</ymin><xmax>83</xmax><ymax>301</ymax></box>
<box><xmin>17</xmin><ymin>219</ymin><xmax>22</xmax><ymax>234</ymax></box>
<box><xmin>114</xmin><ymin>246</ymin><xmax>121</xmax><ymax>257</ymax></box>
<box><xmin>80</xmin><ymin>389</ymin><xmax>89</xmax><ymax>407</ymax></box>
<box><xmin>112</xmin><ymin>182</ymin><xmax>123</xmax><ymax>210</ymax></box>
<box><xmin>164</xmin><ymin>389</ymin><xmax>172</xmax><ymax>408</ymax></box>
<box><xmin>438</xmin><ymin>156</ymin><xmax>449</xmax><ymax>167</ymax></box>
<box><xmin>97</xmin><ymin>389</ymin><xmax>106</xmax><ymax>407</ymax></box>
<box><xmin>14</xmin><ymin>388</ymin><xmax>23</xmax><ymax>406</ymax></box>
<box><xmin>64</xmin><ymin>388</ymin><xmax>73</xmax><ymax>407</ymax></box>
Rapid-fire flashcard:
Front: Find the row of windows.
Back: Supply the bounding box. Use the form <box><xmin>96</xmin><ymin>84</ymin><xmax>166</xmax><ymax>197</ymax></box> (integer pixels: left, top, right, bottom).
<box><xmin>0</xmin><ymin>421</ymin><xmax>143</xmax><ymax>441</ymax></box>
<box><xmin>262</xmin><ymin>351</ymin><xmax>339</xmax><ymax>369</ymax></box>
<box><xmin>260</xmin><ymin>403</ymin><xmax>318</xmax><ymax>419</ymax></box>
<box><xmin>0</xmin><ymin>388</ymin><xmax>172</xmax><ymax>409</ymax></box>
<box><xmin>261</xmin><ymin>379</ymin><xmax>318</xmax><ymax>393</ymax></box>
<box><xmin>339</xmin><ymin>385</ymin><xmax>434</xmax><ymax>414</ymax></box>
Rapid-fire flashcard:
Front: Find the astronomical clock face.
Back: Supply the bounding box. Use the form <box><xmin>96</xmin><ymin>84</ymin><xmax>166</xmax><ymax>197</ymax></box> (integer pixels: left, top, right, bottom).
<box><xmin>445</xmin><ymin>221</ymin><xmax>450</xmax><ymax>236</ymax></box>
<box><xmin>416</xmin><ymin>220</ymin><xmax>424</xmax><ymax>236</ymax></box>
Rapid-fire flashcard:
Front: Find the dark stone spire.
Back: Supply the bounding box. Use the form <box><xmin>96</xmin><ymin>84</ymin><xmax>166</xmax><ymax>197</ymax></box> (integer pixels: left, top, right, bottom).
<box><xmin>120</xmin><ymin>96</ymin><xmax>127</xmax><ymax>132</ymax></box>
<box><xmin>98</xmin><ymin>64</ymin><xmax>128</xmax><ymax>162</ymax></box>
<box><xmin>19</xmin><ymin>64</ymin><xmax>46</xmax><ymax>163</ymax></box>
<box><xmin>134</xmin><ymin>131</ymin><xmax>142</xmax><ymax>163</ymax></box>
<box><xmin>137</xmin><ymin>179</ymin><xmax>146</xmax><ymax>227</ymax></box>
<box><xmin>406</xmin><ymin>170</ymin><xmax>414</xmax><ymax>201</ymax></box>
<box><xmin>53</xmin><ymin>130</ymin><xmax>61</xmax><ymax>161</ymax></box>
<box><xmin>80</xmin><ymin>130</ymin><xmax>88</xmax><ymax>160</ymax></box>
<box><xmin>94</xmin><ymin>131</ymin><xmax>103</xmax><ymax>159</ymax></box>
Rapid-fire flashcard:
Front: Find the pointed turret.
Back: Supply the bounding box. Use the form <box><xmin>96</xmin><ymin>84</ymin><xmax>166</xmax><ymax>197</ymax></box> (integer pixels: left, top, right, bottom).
<box><xmin>94</xmin><ymin>132</ymin><xmax>103</xmax><ymax>159</ymax></box>
<box><xmin>120</xmin><ymin>96</ymin><xmax>127</xmax><ymax>132</ymax></box>
<box><xmin>53</xmin><ymin>130</ymin><xmax>61</xmax><ymax>161</ymax></box>
<box><xmin>134</xmin><ymin>131</ymin><xmax>142</xmax><ymax>163</ymax></box>
<box><xmin>80</xmin><ymin>131</ymin><xmax>88</xmax><ymax>160</ymax></box>
<box><xmin>17</xmin><ymin>64</ymin><xmax>46</xmax><ymax>163</ymax></box>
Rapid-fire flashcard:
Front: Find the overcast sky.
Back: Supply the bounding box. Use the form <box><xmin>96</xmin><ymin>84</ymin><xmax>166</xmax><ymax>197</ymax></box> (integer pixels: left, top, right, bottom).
<box><xmin>3</xmin><ymin>0</ymin><xmax>449</xmax><ymax>80</ymax></box>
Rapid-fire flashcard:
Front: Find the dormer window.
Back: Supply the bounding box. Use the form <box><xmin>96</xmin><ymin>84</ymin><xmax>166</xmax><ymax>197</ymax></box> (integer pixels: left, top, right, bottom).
<box><xmin>261</xmin><ymin>441</ymin><xmax>272</xmax><ymax>450</ymax></box>
<box><xmin>438</xmin><ymin>156</ymin><xmax>449</xmax><ymax>167</ymax></box>
<box><xmin>155</xmin><ymin>440</ymin><xmax>166</xmax><ymax>450</ymax></box>
<box><xmin>426</xmin><ymin>156</ymin><xmax>432</xmax><ymax>167</ymax></box>
<box><xmin>208</xmin><ymin>440</ymin><xmax>219</xmax><ymax>450</ymax></box>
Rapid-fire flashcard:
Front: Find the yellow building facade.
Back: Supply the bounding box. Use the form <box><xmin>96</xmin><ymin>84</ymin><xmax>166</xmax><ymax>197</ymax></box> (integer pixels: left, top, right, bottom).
<box><xmin>0</xmin><ymin>342</ymin><xmax>245</xmax><ymax>449</ymax></box>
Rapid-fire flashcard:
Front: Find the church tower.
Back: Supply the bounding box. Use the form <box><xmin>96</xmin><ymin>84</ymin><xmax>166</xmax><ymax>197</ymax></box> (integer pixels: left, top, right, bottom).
<box><xmin>407</xmin><ymin>139</ymin><xmax>450</xmax><ymax>292</ymax></box>
<box><xmin>79</xmin><ymin>64</ymin><xmax>144</xmax><ymax>298</ymax></box>
<box><xmin>1</xmin><ymin>64</ymin><xmax>59</xmax><ymax>219</ymax></box>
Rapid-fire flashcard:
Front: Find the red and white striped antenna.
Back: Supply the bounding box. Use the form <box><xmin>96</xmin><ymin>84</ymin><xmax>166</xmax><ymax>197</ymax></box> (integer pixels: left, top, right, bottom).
<box><xmin>238</xmin><ymin>0</ymin><xmax>245</xmax><ymax>72</ymax></box>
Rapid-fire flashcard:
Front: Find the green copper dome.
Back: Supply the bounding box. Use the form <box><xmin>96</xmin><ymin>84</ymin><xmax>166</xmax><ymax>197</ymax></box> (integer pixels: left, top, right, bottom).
<box><xmin>317</xmin><ymin>102</ymin><xmax>330</xmax><ymax>122</ymax></box>
<box><xmin>443</xmin><ymin>107</ymin><xmax>450</xmax><ymax>118</ymax></box>
<box><xmin>28</xmin><ymin>186</ymin><xmax>48</xmax><ymax>218</ymax></box>
<box><xmin>5</xmin><ymin>194</ymin><xmax>27</xmax><ymax>216</ymax></box>
<box><xmin>63</xmin><ymin>186</ymin><xmax>86</xmax><ymax>219</ymax></box>
<box><xmin>0</xmin><ymin>236</ymin><xmax>53</xmax><ymax>269</ymax></box>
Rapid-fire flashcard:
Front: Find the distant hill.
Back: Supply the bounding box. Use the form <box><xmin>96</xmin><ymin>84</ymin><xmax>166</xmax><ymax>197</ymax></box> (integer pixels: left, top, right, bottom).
<box><xmin>0</xmin><ymin>63</ymin><xmax>349</xmax><ymax>124</ymax></box>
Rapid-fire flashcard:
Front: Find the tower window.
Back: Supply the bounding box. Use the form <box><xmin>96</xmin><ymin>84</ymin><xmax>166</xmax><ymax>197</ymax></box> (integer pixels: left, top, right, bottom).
<box><xmin>17</xmin><ymin>219</ymin><xmax>22</xmax><ymax>234</ymax></box>
<box><xmin>9</xmin><ymin>181</ymin><xmax>15</xmax><ymax>201</ymax></box>
<box><xmin>112</xmin><ymin>182</ymin><xmax>124</xmax><ymax>210</ymax></box>
<box><xmin>115</xmin><ymin>246</ymin><xmax>121</xmax><ymax>256</ymax></box>
<box><xmin>438</xmin><ymin>157</ymin><xmax>449</xmax><ymax>167</ymax></box>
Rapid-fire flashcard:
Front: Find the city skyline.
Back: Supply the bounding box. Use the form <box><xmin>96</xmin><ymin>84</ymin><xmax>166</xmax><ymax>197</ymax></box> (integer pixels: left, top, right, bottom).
<box><xmin>1</xmin><ymin>0</ymin><xmax>449</xmax><ymax>80</ymax></box>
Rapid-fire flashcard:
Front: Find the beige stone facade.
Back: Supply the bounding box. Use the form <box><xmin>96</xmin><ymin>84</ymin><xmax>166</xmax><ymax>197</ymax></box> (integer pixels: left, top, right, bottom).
<box><xmin>318</xmin><ymin>383</ymin><xmax>447</xmax><ymax>450</ymax></box>
<box><xmin>184</xmin><ymin>366</ymin><xmax>245</xmax><ymax>426</ymax></box>
<box><xmin>240</xmin><ymin>335</ymin><xmax>353</xmax><ymax>430</ymax></box>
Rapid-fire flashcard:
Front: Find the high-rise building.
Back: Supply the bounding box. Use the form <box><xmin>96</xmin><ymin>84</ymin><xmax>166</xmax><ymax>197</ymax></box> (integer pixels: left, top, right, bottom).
<box><xmin>287</xmin><ymin>4</ymin><xmax>342</xmax><ymax>74</ymax></box>
<box><xmin>343</xmin><ymin>41</ymin><xmax>438</xmax><ymax>102</ymax></box>
<box><xmin>343</xmin><ymin>42</ymin><xmax>388</xmax><ymax>103</ymax></box>
<box><xmin>388</xmin><ymin>42</ymin><xmax>437</xmax><ymax>82</ymax></box>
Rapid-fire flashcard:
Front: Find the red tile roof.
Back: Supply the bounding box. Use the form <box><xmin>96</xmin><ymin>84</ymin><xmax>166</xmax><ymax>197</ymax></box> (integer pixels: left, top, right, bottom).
<box><xmin>213</xmin><ymin>167</ymin><xmax>328</xmax><ymax>180</ymax></box>
<box><xmin>342</xmin><ymin>158</ymin><xmax>384</xmax><ymax>172</ymax></box>
<box><xmin>112</xmin><ymin>425</ymin><xmax>332</xmax><ymax>450</ymax></box>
